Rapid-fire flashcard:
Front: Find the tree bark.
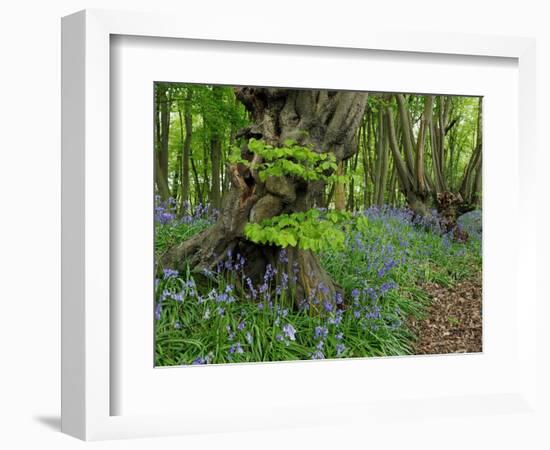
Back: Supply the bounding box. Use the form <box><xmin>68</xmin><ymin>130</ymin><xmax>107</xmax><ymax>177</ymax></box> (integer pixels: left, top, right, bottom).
<box><xmin>161</xmin><ymin>88</ymin><xmax>368</xmax><ymax>313</ymax></box>
<box><xmin>334</xmin><ymin>161</ymin><xmax>346</xmax><ymax>210</ymax></box>
<box><xmin>155</xmin><ymin>155</ymin><xmax>170</xmax><ymax>200</ymax></box>
<box><xmin>386</xmin><ymin>104</ymin><xmax>429</xmax><ymax>216</ymax></box>
<box><xmin>179</xmin><ymin>88</ymin><xmax>192</xmax><ymax>215</ymax></box>
<box><xmin>395</xmin><ymin>94</ymin><xmax>416</xmax><ymax>177</ymax></box>
<box><xmin>415</xmin><ymin>96</ymin><xmax>433</xmax><ymax>194</ymax></box>
<box><xmin>347</xmin><ymin>150</ymin><xmax>360</xmax><ymax>211</ymax></box>
<box><xmin>362</xmin><ymin>113</ymin><xmax>372</xmax><ymax>208</ymax></box>
<box><xmin>190</xmin><ymin>151</ymin><xmax>202</xmax><ymax>207</ymax></box>
<box><xmin>460</xmin><ymin>98</ymin><xmax>483</xmax><ymax>207</ymax></box>
<box><xmin>158</xmin><ymin>84</ymin><xmax>171</xmax><ymax>199</ymax></box>
<box><xmin>209</xmin><ymin>137</ymin><xmax>222</xmax><ymax>209</ymax></box>
<box><xmin>377</xmin><ymin>120</ymin><xmax>389</xmax><ymax>206</ymax></box>
<box><xmin>209</xmin><ymin>87</ymin><xmax>223</xmax><ymax>210</ymax></box>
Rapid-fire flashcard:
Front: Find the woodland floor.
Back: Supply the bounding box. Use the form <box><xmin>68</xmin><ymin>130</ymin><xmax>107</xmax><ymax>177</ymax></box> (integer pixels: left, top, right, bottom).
<box><xmin>409</xmin><ymin>273</ymin><xmax>482</xmax><ymax>355</ymax></box>
<box><xmin>155</xmin><ymin>203</ymin><xmax>483</xmax><ymax>365</ymax></box>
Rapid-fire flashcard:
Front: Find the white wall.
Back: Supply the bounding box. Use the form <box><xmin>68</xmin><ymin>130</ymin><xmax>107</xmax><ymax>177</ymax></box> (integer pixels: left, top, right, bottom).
<box><xmin>0</xmin><ymin>1</ymin><xmax>547</xmax><ymax>449</ymax></box>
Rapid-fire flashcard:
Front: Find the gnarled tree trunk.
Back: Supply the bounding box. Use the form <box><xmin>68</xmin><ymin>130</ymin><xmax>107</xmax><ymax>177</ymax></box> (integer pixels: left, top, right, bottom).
<box><xmin>161</xmin><ymin>88</ymin><xmax>368</xmax><ymax>313</ymax></box>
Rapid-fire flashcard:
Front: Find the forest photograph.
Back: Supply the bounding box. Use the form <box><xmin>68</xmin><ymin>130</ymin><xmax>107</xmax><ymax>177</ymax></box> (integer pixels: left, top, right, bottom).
<box><xmin>154</xmin><ymin>83</ymin><xmax>482</xmax><ymax>366</ymax></box>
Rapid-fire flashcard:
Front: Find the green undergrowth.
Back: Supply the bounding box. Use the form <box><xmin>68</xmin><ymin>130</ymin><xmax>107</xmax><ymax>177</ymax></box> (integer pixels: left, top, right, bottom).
<box><xmin>154</xmin><ymin>206</ymin><xmax>481</xmax><ymax>366</ymax></box>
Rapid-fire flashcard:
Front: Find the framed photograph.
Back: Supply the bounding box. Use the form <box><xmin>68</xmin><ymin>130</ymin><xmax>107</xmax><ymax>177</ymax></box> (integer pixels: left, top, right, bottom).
<box><xmin>61</xmin><ymin>9</ymin><xmax>538</xmax><ymax>440</ymax></box>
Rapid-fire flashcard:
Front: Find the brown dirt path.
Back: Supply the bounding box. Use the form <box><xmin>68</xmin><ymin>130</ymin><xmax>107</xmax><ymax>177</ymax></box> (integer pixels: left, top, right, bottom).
<box><xmin>409</xmin><ymin>274</ymin><xmax>482</xmax><ymax>355</ymax></box>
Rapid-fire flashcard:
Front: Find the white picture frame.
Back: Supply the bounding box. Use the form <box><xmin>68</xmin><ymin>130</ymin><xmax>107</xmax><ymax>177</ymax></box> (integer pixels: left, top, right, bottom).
<box><xmin>61</xmin><ymin>9</ymin><xmax>538</xmax><ymax>441</ymax></box>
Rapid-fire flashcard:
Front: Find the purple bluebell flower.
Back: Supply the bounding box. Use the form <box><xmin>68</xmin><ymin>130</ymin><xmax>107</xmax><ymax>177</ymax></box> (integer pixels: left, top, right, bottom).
<box><xmin>298</xmin><ymin>298</ymin><xmax>309</xmax><ymax>311</ymax></box>
<box><xmin>328</xmin><ymin>310</ymin><xmax>343</xmax><ymax>326</ymax></box>
<box><xmin>246</xmin><ymin>277</ymin><xmax>257</xmax><ymax>299</ymax></box>
<box><xmin>318</xmin><ymin>283</ymin><xmax>329</xmax><ymax>296</ymax></box>
<box><xmin>154</xmin><ymin>303</ymin><xmax>162</xmax><ymax>320</ymax></box>
<box><xmin>314</xmin><ymin>326</ymin><xmax>328</xmax><ymax>339</ymax></box>
<box><xmin>215</xmin><ymin>292</ymin><xmax>228</xmax><ymax>303</ymax></box>
<box><xmin>281</xmin><ymin>272</ymin><xmax>289</xmax><ymax>289</ymax></box>
<box><xmin>160</xmin><ymin>289</ymin><xmax>170</xmax><ymax>302</ymax></box>
<box><xmin>282</xmin><ymin>323</ymin><xmax>296</xmax><ymax>341</ymax></box>
<box><xmin>292</xmin><ymin>261</ymin><xmax>299</xmax><ymax>275</ymax></box>
<box><xmin>264</xmin><ymin>264</ymin><xmax>276</xmax><ymax>283</ymax></box>
<box><xmin>366</xmin><ymin>287</ymin><xmax>378</xmax><ymax>300</ymax></box>
<box><xmin>258</xmin><ymin>282</ymin><xmax>268</xmax><ymax>295</ymax></box>
<box><xmin>380</xmin><ymin>281</ymin><xmax>397</xmax><ymax>296</ymax></box>
<box><xmin>366</xmin><ymin>305</ymin><xmax>382</xmax><ymax>320</ymax></box>
<box><xmin>171</xmin><ymin>292</ymin><xmax>183</xmax><ymax>302</ymax></box>
<box><xmin>229</xmin><ymin>342</ymin><xmax>244</xmax><ymax>354</ymax></box>
<box><xmin>163</xmin><ymin>268</ymin><xmax>178</xmax><ymax>279</ymax></box>
<box><xmin>226</xmin><ymin>325</ymin><xmax>235</xmax><ymax>340</ymax></box>
<box><xmin>310</xmin><ymin>350</ymin><xmax>325</xmax><ymax>360</ymax></box>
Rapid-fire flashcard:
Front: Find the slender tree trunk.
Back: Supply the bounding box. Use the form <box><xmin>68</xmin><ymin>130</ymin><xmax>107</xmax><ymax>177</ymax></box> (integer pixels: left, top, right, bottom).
<box><xmin>155</xmin><ymin>85</ymin><xmax>171</xmax><ymax>200</ymax></box>
<box><xmin>395</xmin><ymin>94</ymin><xmax>416</xmax><ymax>177</ymax></box>
<box><xmin>202</xmin><ymin>141</ymin><xmax>210</xmax><ymax>201</ymax></box>
<box><xmin>373</xmin><ymin>107</ymin><xmax>390</xmax><ymax>206</ymax></box>
<box><xmin>386</xmin><ymin>105</ymin><xmax>429</xmax><ymax>216</ymax></box>
<box><xmin>415</xmin><ymin>96</ymin><xmax>433</xmax><ymax>194</ymax></box>
<box><xmin>362</xmin><ymin>113</ymin><xmax>371</xmax><ymax>208</ymax></box>
<box><xmin>388</xmin><ymin>163</ymin><xmax>397</xmax><ymax>206</ymax></box>
<box><xmin>386</xmin><ymin>107</ymin><xmax>412</xmax><ymax>193</ymax></box>
<box><xmin>347</xmin><ymin>152</ymin><xmax>360</xmax><ymax>211</ymax></box>
<box><xmin>155</xmin><ymin>156</ymin><xmax>170</xmax><ymax>200</ymax></box>
<box><xmin>190</xmin><ymin>151</ymin><xmax>202</xmax><ymax>207</ymax></box>
<box><xmin>377</xmin><ymin>122</ymin><xmax>389</xmax><ymax>205</ymax></box>
<box><xmin>209</xmin><ymin>87</ymin><xmax>223</xmax><ymax>210</ymax></box>
<box><xmin>179</xmin><ymin>88</ymin><xmax>192</xmax><ymax>215</ymax></box>
<box><xmin>460</xmin><ymin>98</ymin><xmax>483</xmax><ymax>206</ymax></box>
<box><xmin>210</xmin><ymin>138</ymin><xmax>222</xmax><ymax>209</ymax></box>
<box><xmin>430</xmin><ymin>96</ymin><xmax>451</xmax><ymax>194</ymax></box>
<box><xmin>325</xmin><ymin>182</ymin><xmax>336</xmax><ymax>209</ymax></box>
<box><xmin>472</xmin><ymin>151</ymin><xmax>482</xmax><ymax>206</ymax></box>
<box><xmin>334</xmin><ymin>161</ymin><xmax>346</xmax><ymax>211</ymax></box>
<box><xmin>173</xmin><ymin>107</ymin><xmax>183</xmax><ymax>200</ymax></box>
<box><xmin>472</xmin><ymin>98</ymin><xmax>483</xmax><ymax>206</ymax></box>
<box><xmin>158</xmin><ymin>84</ymin><xmax>171</xmax><ymax>198</ymax></box>
<box><xmin>373</xmin><ymin>108</ymin><xmax>383</xmax><ymax>205</ymax></box>
<box><xmin>224</xmin><ymin>97</ymin><xmax>239</xmax><ymax>196</ymax></box>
